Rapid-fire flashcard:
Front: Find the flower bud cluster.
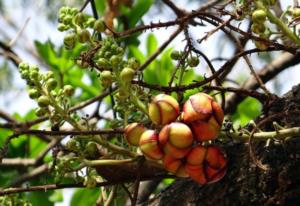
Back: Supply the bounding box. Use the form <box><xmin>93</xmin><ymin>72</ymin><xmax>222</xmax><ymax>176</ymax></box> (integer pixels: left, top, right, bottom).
<box><xmin>124</xmin><ymin>93</ymin><xmax>227</xmax><ymax>184</ymax></box>
<box><xmin>18</xmin><ymin>62</ymin><xmax>75</xmax><ymax>124</ymax></box>
<box><xmin>170</xmin><ymin>50</ymin><xmax>199</xmax><ymax>67</ymax></box>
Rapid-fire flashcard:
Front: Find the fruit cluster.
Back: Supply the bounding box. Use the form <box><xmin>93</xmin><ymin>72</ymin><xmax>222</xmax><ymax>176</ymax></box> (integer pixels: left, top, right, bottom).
<box><xmin>124</xmin><ymin>93</ymin><xmax>227</xmax><ymax>185</ymax></box>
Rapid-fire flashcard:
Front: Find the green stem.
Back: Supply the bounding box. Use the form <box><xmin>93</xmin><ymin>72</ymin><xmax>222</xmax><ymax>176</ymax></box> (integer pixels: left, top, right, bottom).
<box><xmin>130</xmin><ymin>95</ymin><xmax>149</xmax><ymax>117</ymax></box>
<box><xmin>83</xmin><ymin>158</ymin><xmax>135</xmax><ymax>167</ymax></box>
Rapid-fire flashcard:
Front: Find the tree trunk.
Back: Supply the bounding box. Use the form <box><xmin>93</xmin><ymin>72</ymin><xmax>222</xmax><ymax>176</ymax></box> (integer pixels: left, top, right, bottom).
<box><xmin>141</xmin><ymin>85</ymin><xmax>300</xmax><ymax>206</ymax></box>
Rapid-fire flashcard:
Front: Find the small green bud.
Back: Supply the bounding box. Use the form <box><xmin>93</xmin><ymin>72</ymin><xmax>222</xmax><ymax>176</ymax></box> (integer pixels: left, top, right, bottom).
<box><xmin>100</xmin><ymin>71</ymin><xmax>113</xmax><ymax>87</ymax></box>
<box><xmin>64</xmin><ymin>33</ymin><xmax>76</xmax><ymax>50</ymax></box>
<box><xmin>19</xmin><ymin>62</ymin><xmax>29</xmax><ymax>71</ymax></box>
<box><xmin>20</xmin><ymin>70</ymin><xmax>30</xmax><ymax>80</ymax></box>
<box><xmin>187</xmin><ymin>56</ymin><xmax>200</xmax><ymax>67</ymax></box>
<box><xmin>94</xmin><ymin>19</ymin><xmax>106</xmax><ymax>32</ymax></box>
<box><xmin>85</xmin><ymin>142</ymin><xmax>98</xmax><ymax>158</ymax></box>
<box><xmin>254</xmin><ymin>40</ymin><xmax>268</xmax><ymax>50</ymax></box>
<box><xmin>78</xmin><ymin>29</ymin><xmax>91</xmax><ymax>43</ymax></box>
<box><xmin>104</xmin><ymin>51</ymin><xmax>112</xmax><ymax>58</ymax></box>
<box><xmin>59</xmin><ymin>6</ymin><xmax>68</xmax><ymax>15</ymax></box>
<box><xmin>120</xmin><ymin>67</ymin><xmax>135</xmax><ymax>82</ymax></box>
<box><xmin>292</xmin><ymin>8</ymin><xmax>300</xmax><ymax>17</ymax></box>
<box><xmin>30</xmin><ymin>70</ymin><xmax>39</xmax><ymax>80</ymax></box>
<box><xmin>30</xmin><ymin>65</ymin><xmax>39</xmax><ymax>72</ymax></box>
<box><xmin>35</xmin><ymin>108</ymin><xmax>47</xmax><ymax>117</ymax></box>
<box><xmin>50</xmin><ymin>114</ymin><xmax>62</xmax><ymax>122</ymax></box>
<box><xmin>45</xmin><ymin>71</ymin><xmax>54</xmax><ymax>80</ymax></box>
<box><xmin>63</xmin><ymin>15</ymin><xmax>73</xmax><ymax>24</ymax></box>
<box><xmin>84</xmin><ymin>177</ymin><xmax>97</xmax><ymax>188</ymax></box>
<box><xmin>86</xmin><ymin>17</ymin><xmax>96</xmax><ymax>28</ymax></box>
<box><xmin>46</xmin><ymin>78</ymin><xmax>58</xmax><ymax>91</ymax></box>
<box><xmin>118</xmin><ymin>88</ymin><xmax>130</xmax><ymax>99</ymax></box>
<box><xmin>251</xmin><ymin>23</ymin><xmax>265</xmax><ymax>34</ymax></box>
<box><xmin>74</xmin><ymin>13</ymin><xmax>85</xmax><ymax>25</ymax></box>
<box><xmin>171</xmin><ymin>50</ymin><xmax>181</xmax><ymax>60</ymax></box>
<box><xmin>57</xmin><ymin>23</ymin><xmax>67</xmax><ymax>32</ymax></box>
<box><xmin>110</xmin><ymin>55</ymin><xmax>121</xmax><ymax>66</ymax></box>
<box><xmin>97</xmin><ymin>58</ymin><xmax>109</xmax><ymax>68</ymax></box>
<box><xmin>128</xmin><ymin>58</ymin><xmax>140</xmax><ymax>70</ymax></box>
<box><xmin>252</xmin><ymin>9</ymin><xmax>267</xmax><ymax>23</ymax></box>
<box><xmin>66</xmin><ymin>139</ymin><xmax>79</xmax><ymax>151</ymax></box>
<box><xmin>37</xmin><ymin>96</ymin><xmax>50</xmax><ymax>107</ymax></box>
<box><xmin>116</xmin><ymin>47</ymin><xmax>124</xmax><ymax>55</ymax></box>
<box><xmin>71</xmin><ymin>8</ymin><xmax>79</xmax><ymax>15</ymax></box>
<box><xmin>29</xmin><ymin>89</ymin><xmax>40</xmax><ymax>99</ymax></box>
<box><xmin>63</xmin><ymin>85</ymin><xmax>75</xmax><ymax>96</ymax></box>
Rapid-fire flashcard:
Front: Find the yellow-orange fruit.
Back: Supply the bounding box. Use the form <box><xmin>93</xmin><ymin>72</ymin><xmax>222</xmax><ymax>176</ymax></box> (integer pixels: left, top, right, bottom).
<box><xmin>186</xmin><ymin>146</ymin><xmax>207</xmax><ymax>165</ymax></box>
<box><xmin>139</xmin><ymin>130</ymin><xmax>164</xmax><ymax>160</ymax></box>
<box><xmin>182</xmin><ymin>93</ymin><xmax>224</xmax><ymax>142</ymax></box>
<box><xmin>148</xmin><ymin>94</ymin><xmax>179</xmax><ymax>125</ymax></box>
<box><xmin>159</xmin><ymin>122</ymin><xmax>194</xmax><ymax>149</ymax></box>
<box><xmin>163</xmin><ymin>154</ymin><xmax>189</xmax><ymax>177</ymax></box>
<box><xmin>124</xmin><ymin>123</ymin><xmax>146</xmax><ymax>146</ymax></box>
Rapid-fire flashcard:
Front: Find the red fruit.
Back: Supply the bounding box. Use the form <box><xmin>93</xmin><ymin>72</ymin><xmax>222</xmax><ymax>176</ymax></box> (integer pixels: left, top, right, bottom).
<box><xmin>185</xmin><ymin>164</ymin><xmax>207</xmax><ymax>184</ymax></box>
<box><xmin>139</xmin><ymin>130</ymin><xmax>164</xmax><ymax>160</ymax></box>
<box><xmin>182</xmin><ymin>93</ymin><xmax>224</xmax><ymax>142</ymax></box>
<box><xmin>124</xmin><ymin>123</ymin><xmax>146</xmax><ymax>146</ymax></box>
<box><xmin>148</xmin><ymin>94</ymin><xmax>180</xmax><ymax>125</ymax></box>
<box><xmin>186</xmin><ymin>146</ymin><xmax>207</xmax><ymax>165</ymax></box>
<box><xmin>163</xmin><ymin>142</ymin><xmax>191</xmax><ymax>159</ymax></box>
<box><xmin>163</xmin><ymin>154</ymin><xmax>189</xmax><ymax>177</ymax></box>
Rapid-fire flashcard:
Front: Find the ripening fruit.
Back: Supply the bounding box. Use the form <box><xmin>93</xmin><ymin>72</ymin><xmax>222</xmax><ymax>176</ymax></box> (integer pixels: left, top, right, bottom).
<box><xmin>120</xmin><ymin>67</ymin><xmax>135</xmax><ymax>82</ymax></box>
<box><xmin>185</xmin><ymin>164</ymin><xmax>207</xmax><ymax>184</ymax></box>
<box><xmin>162</xmin><ymin>142</ymin><xmax>191</xmax><ymax>159</ymax></box>
<box><xmin>182</xmin><ymin>93</ymin><xmax>224</xmax><ymax>142</ymax></box>
<box><xmin>37</xmin><ymin>96</ymin><xmax>50</xmax><ymax>107</ymax></box>
<box><xmin>139</xmin><ymin>130</ymin><xmax>164</xmax><ymax>160</ymax></box>
<box><xmin>159</xmin><ymin>122</ymin><xmax>194</xmax><ymax>149</ymax></box>
<box><xmin>74</xmin><ymin>13</ymin><xmax>85</xmax><ymax>25</ymax></box>
<box><xmin>252</xmin><ymin>9</ymin><xmax>267</xmax><ymax>23</ymax></box>
<box><xmin>124</xmin><ymin>123</ymin><xmax>147</xmax><ymax>146</ymax></box>
<box><xmin>163</xmin><ymin>154</ymin><xmax>189</xmax><ymax>177</ymax></box>
<box><xmin>186</xmin><ymin>145</ymin><xmax>207</xmax><ymax>165</ymax></box>
<box><xmin>148</xmin><ymin>94</ymin><xmax>180</xmax><ymax>125</ymax></box>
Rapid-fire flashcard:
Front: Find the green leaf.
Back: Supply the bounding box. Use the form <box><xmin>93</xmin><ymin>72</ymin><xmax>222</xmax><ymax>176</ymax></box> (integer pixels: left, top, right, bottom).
<box><xmin>29</xmin><ymin>136</ymin><xmax>48</xmax><ymax>158</ymax></box>
<box><xmin>49</xmin><ymin>190</ymin><xmax>63</xmax><ymax>203</ymax></box>
<box><xmin>146</xmin><ymin>33</ymin><xmax>158</xmax><ymax>56</ymax></box>
<box><xmin>28</xmin><ymin>191</ymin><xmax>54</xmax><ymax>206</ymax></box>
<box><xmin>71</xmin><ymin>188</ymin><xmax>100</xmax><ymax>206</ymax></box>
<box><xmin>232</xmin><ymin>97</ymin><xmax>262</xmax><ymax>127</ymax></box>
<box><xmin>127</xmin><ymin>0</ymin><xmax>153</xmax><ymax>27</ymax></box>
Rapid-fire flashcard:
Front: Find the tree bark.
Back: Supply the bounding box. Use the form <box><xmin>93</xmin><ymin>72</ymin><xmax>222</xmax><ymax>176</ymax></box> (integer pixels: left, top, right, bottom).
<box><xmin>141</xmin><ymin>85</ymin><xmax>300</xmax><ymax>206</ymax></box>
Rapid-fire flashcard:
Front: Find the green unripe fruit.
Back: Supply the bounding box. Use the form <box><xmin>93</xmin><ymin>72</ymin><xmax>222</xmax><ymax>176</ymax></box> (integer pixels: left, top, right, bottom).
<box><xmin>118</xmin><ymin>88</ymin><xmax>130</xmax><ymax>99</ymax></box>
<box><xmin>97</xmin><ymin>58</ymin><xmax>109</xmax><ymax>68</ymax></box>
<box><xmin>29</xmin><ymin>89</ymin><xmax>39</xmax><ymax>99</ymax></box>
<box><xmin>63</xmin><ymin>85</ymin><xmax>75</xmax><ymax>96</ymax></box>
<box><xmin>252</xmin><ymin>9</ymin><xmax>267</xmax><ymax>23</ymax></box>
<box><xmin>292</xmin><ymin>8</ymin><xmax>300</xmax><ymax>17</ymax></box>
<box><xmin>35</xmin><ymin>108</ymin><xmax>47</xmax><ymax>117</ymax></box>
<box><xmin>30</xmin><ymin>70</ymin><xmax>39</xmax><ymax>80</ymax></box>
<box><xmin>46</xmin><ymin>78</ymin><xmax>57</xmax><ymax>91</ymax></box>
<box><xmin>120</xmin><ymin>67</ymin><xmax>135</xmax><ymax>82</ymax></box>
<box><xmin>104</xmin><ymin>51</ymin><xmax>112</xmax><ymax>58</ymax></box>
<box><xmin>86</xmin><ymin>17</ymin><xmax>96</xmax><ymax>27</ymax></box>
<box><xmin>94</xmin><ymin>19</ymin><xmax>106</xmax><ymax>32</ymax></box>
<box><xmin>78</xmin><ymin>29</ymin><xmax>91</xmax><ymax>43</ymax></box>
<box><xmin>37</xmin><ymin>96</ymin><xmax>50</xmax><ymax>107</ymax></box>
<box><xmin>30</xmin><ymin>65</ymin><xmax>39</xmax><ymax>72</ymax></box>
<box><xmin>64</xmin><ymin>33</ymin><xmax>76</xmax><ymax>50</ymax></box>
<box><xmin>251</xmin><ymin>23</ymin><xmax>265</xmax><ymax>34</ymax></box>
<box><xmin>128</xmin><ymin>58</ymin><xmax>140</xmax><ymax>70</ymax></box>
<box><xmin>110</xmin><ymin>55</ymin><xmax>121</xmax><ymax>66</ymax></box>
<box><xmin>116</xmin><ymin>47</ymin><xmax>124</xmax><ymax>55</ymax></box>
<box><xmin>171</xmin><ymin>50</ymin><xmax>181</xmax><ymax>60</ymax></box>
<box><xmin>188</xmin><ymin>56</ymin><xmax>200</xmax><ymax>67</ymax></box>
<box><xmin>74</xmin><ymin>13</ymin><xmax>85</xmax><ymax>25</ymax></box>
<box><xmin>71</xmin><ymin>8</ymin><xmax>79</xmax><ymax>15</ymax></box>
<box><xmin>100</xmin><ymin>71</ymin><xmax>113</xmax><ymax>87</ymax></box>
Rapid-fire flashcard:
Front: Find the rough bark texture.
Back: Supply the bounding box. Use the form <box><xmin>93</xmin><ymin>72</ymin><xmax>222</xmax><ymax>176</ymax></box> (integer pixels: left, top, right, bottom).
<box><xmin>141</xmin><ymin>85</ymin><xmax>300</xmax><ymax>206</ymax></box>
